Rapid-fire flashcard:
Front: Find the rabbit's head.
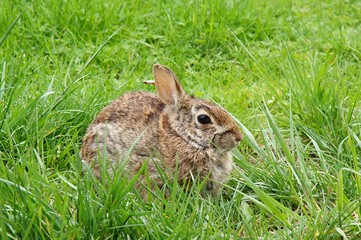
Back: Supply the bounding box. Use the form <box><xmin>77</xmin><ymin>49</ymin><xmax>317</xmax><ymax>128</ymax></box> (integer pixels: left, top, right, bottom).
<box><xmin>153</xmin><ymin>64</ymin><xmax>243</xmax><ymax>154</ymax></box>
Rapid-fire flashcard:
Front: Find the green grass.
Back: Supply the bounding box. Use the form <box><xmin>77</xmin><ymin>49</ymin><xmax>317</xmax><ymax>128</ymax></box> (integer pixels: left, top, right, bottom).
<box><xmin>1</xmin><ymin>0</ymin><xmax>361</xmax><ymax>239</ymax></box>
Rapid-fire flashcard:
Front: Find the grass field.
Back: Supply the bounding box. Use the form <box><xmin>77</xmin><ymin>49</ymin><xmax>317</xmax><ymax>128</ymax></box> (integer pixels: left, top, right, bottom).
<box><xmin>1</xmin><ymin>0</ymin><xmax>361</xmax><ymax>239</ymax></box>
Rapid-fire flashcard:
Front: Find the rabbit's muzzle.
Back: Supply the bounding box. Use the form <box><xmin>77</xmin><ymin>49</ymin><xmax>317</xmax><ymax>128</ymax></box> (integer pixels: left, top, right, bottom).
<box><xmin>212</xmin><ymin>129</ymin><xmax>243</xmax><ymax>151</ymax></box>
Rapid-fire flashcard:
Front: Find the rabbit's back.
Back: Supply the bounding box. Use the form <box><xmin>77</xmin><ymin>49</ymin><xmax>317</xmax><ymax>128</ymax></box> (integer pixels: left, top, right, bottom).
<box><xmin>81</xmin><ymin>92</ymin><xmax>165</xmax><ymax>176</ymax></box>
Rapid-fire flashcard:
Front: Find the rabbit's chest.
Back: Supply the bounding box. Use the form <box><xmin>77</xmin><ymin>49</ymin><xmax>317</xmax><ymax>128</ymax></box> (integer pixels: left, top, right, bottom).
<box><xmin>208</xmin><ymin>151</ymin><xmax>233</xmax><ymax>180</ymax></box>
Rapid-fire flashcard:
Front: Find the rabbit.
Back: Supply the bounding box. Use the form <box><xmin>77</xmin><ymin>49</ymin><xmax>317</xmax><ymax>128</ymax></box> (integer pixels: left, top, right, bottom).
<box><xmin>81</xmin><ymin>64</ymin><xmax>243</xmax><ymax>199</ymax></box>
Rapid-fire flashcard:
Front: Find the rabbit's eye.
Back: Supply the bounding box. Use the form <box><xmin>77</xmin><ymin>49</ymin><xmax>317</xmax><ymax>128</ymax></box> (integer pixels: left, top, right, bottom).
<box><xmin>197</xmin><ymin>114</ymin><xmax>212</xmax><ymax>124</ymax></box>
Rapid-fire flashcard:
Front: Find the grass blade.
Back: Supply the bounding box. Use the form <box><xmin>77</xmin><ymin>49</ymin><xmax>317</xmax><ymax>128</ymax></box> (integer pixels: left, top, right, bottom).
<box><xmin>0</xmin><ymin>2</ymin><xmax>32</xmax><ymax>47</ymax></box>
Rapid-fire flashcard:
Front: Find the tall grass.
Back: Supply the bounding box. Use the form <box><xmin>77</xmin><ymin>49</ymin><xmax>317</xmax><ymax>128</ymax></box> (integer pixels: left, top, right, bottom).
<box><xmin>1</xmin><ymin>0</ymin><xmax>360</xmax><ymax>239</ymax></box>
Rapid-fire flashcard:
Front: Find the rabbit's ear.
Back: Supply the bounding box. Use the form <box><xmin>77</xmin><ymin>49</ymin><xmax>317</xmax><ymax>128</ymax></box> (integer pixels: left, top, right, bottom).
<box><xmin>153</xmin><ymin>64</ymin><xmax>185</xmax><ymax>105</ymax></box>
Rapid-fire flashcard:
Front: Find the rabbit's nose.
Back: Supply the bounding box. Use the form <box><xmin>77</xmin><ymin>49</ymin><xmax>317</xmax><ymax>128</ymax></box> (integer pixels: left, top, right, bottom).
<box><xmin>235</xmin><ymin>131</ymin><xmax>243</xmax><ymax>142</ymax></box>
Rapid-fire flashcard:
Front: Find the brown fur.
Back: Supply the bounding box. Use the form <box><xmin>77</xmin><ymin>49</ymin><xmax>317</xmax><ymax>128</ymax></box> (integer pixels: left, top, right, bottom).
<box><xmin>81</xmin><ymin>64</ymin><xmax>243</xmax><ymax>199</ymax></box>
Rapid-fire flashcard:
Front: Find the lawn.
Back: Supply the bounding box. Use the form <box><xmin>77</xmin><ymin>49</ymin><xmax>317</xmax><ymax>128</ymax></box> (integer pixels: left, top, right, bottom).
<box><xmin>1</xmin><ymin>0</ymin><xmax>360</xmax><ymax>239</ymax></box>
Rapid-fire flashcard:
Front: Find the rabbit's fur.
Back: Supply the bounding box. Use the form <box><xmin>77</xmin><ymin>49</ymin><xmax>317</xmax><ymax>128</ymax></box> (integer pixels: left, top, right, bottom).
<box><xmin>81</xmin><ymin>64</ymin><xmax>243</xmax><ymax>199</ymax></box>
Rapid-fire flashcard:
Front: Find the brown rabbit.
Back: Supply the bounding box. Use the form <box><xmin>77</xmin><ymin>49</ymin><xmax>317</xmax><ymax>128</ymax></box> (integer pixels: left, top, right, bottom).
<box><xmin>81</xmin><ymin>64</ymin><xmax>242</xmax><ymax>199</ymax></box>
